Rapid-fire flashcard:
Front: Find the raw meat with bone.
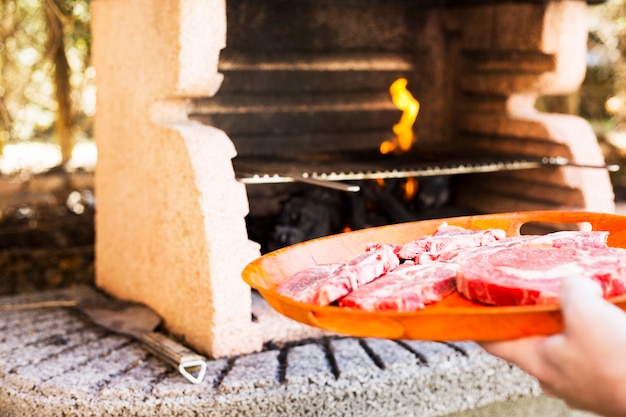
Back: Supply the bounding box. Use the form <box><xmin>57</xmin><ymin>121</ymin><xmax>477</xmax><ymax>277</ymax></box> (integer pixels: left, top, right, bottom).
<box><xmin>275</xmin><ymin>263</ymin><xmax>341</xmax><ymax>304</ymax></box>
<box><xmin>338</xmin><ymin>262</ymin><xmax>458</xmax><ymax>311</ymax></box>
<box><xmin>277</xmin><ymin>222</ymin><xmax>626</xmax><ymax>310</ymax></box>
<box><xmin>276</xmin><ymin>245</ymin><xmax>399</xmax><ymax>306</ymax></box>
<box><xmin>367</xmin><ymin>222</ymin><xmax>506</xmax><ymax>264</ymax></box>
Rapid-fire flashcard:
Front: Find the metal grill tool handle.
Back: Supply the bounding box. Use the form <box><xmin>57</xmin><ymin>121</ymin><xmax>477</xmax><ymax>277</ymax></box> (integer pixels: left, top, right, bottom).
<box><xmin>139</xmin><ymin>332</ymin><xmax>207</xmax><ymax>384</ymax></box>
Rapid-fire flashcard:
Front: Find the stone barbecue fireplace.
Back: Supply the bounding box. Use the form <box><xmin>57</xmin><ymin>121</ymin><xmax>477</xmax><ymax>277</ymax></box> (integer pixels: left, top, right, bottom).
<box><xmin>0</xmin><ymin>0</ymin><xmax>619</xmax><ymax>415</ymax></box>
<box><xmin>91</xmin><ymin>0</ymin><xmax>614</xmax><ymax>361</ymax></box>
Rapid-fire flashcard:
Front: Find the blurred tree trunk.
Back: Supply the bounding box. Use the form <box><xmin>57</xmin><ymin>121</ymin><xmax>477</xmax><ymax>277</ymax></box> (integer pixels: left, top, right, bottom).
<box><xmin>0</xmin><ymin>0</ymin><xmax>18</xmax><ymax>157</ymax></box>
<box><xmin>44</xmin><ymin>0</ymin><xmax>73</xmax><ymax>165</ymax></box>
<box><xmin>0</xmin><ymin>100</ymin><xmax>9</xmax><ymax>157</ymax></box>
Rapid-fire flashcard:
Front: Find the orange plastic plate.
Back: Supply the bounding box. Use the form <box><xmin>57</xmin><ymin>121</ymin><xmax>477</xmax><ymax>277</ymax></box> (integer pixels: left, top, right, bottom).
<box><xmin>242</xmin><ymin>210</ymin><xmax>626</xmax><ymax>341</ymax></box>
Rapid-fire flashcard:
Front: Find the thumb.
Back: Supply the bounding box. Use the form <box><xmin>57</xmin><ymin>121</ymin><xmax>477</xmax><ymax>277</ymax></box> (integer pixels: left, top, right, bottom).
<box><xmin>559</xmin><ymin>276</ymin><xmax>602</xmax><ymax>306</ymax></box>
<box><xmin>558</xmin><ymin>276</ymin><xmax>613</xmax><ymax>334</ymax></box>
<box><xmin>480</xmin><ymin>336</ymin><xmax>547</xmax><ymax>375</ymax></box>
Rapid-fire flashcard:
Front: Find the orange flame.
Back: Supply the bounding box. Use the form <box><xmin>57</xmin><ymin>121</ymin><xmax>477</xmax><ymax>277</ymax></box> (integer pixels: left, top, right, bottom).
<box><xmin>380</xmin><ymin>78</ymin><xmax>420</xmax><ymax>154</ymax></box>
<box><xmin>402</xmin><ymin>177</ymin><xmax>419</xmax><ymax>201</ymax></box>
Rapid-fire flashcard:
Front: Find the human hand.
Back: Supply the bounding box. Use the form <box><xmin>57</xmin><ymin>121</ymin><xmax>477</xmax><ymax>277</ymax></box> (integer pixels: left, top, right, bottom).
<box><xmin>480</xmin><ymin>276</ymin><xmax>626</xmax><ymax>417</ymax></box>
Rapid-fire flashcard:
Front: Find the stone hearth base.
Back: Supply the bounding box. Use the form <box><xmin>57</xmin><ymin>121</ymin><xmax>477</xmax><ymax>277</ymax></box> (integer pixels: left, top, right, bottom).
<box><xmin>0</xmin><ymin>287</ymin><xmax>596</xmax><ymax>417</ymax></box>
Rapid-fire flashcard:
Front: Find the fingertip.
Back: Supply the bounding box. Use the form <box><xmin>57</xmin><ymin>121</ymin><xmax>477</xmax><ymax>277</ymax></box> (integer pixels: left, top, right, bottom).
<box><xmin>559</xmin><ymin>276</ymin><xmax>602</xmax><ymax>305</ymax></box>
<box><xmin>558</xmin><ymin>276</ymin><xmax>616</xmax><ymax>331</ymax></box>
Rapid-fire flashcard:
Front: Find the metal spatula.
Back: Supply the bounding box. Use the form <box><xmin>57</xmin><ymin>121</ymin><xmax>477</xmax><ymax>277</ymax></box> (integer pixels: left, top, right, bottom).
<box><xmin>0</xmin><ymin>287</ymin><xmax>207</xmax><ymax>384</ymax></box>
<box><xmin>80</xmin><ymin>300</ymin><xmax>207</xmax><ymax>384</ymax></box>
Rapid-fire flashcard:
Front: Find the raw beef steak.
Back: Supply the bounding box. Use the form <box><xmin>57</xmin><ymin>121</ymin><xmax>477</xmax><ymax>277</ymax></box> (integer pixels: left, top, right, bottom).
<box><xmin>276</xmin><ymin>245</ymin><xmax>400</xmax><ymax>306</ymax></box>
<box><xmin>483</xmin><ymin>230</ymin><xmax>609</xmax><ymax>250</ymax></box>
<box><xmin>368</xmin><ymin>223</ymin><xmax>506</xmax><ymax>264</ymax></box>
<box><xmin>456</xmin><ymin>245</ymin><xmax>626</xmax><ymax>306</ymax></box>
<box><xmin>338</xmin><ymin>262</ymin><xmax>458</xmax><ymax>311</ymax></box>
<box><xmin>518</xmin><ymin>230</ymin><xmax>609</xmax><ymax>249</ymax></box>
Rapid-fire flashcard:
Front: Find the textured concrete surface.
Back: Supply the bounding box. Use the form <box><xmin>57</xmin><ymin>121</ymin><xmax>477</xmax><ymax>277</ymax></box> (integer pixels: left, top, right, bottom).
<box><xmin>92</xmin><ymin>0</ymin><xmax>262</xmax><ymax>358</ymax></box>
<box><xmin>0</xmin><ymin>288</ymin><xmax>597</xmax><ymax>417</ymax></box>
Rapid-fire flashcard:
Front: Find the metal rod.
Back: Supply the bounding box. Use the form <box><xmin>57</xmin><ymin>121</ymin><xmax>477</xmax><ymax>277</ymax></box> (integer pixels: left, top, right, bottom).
<box><xmin>541</xmin><ymin>156</ymin><xmax>620</xmax><ymax>172</ymax></box>
<box><xmin>294</xmin><ymin>176</ymin><xmax>361</xmax><ymax>192</ymax></box>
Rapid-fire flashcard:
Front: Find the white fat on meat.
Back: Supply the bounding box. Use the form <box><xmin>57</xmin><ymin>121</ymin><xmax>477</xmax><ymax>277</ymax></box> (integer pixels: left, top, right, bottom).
<box><xmin>276</xmin><ymin>245</ymin><xmax>400</xmax><ymax>306</ymax></box>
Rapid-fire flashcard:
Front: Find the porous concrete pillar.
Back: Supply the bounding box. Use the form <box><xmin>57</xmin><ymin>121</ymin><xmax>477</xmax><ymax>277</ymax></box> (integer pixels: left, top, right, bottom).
<box><xmin>91</xmin><ymin>0</ymin><xmax>262</xmax><ymax>358</ymax></box>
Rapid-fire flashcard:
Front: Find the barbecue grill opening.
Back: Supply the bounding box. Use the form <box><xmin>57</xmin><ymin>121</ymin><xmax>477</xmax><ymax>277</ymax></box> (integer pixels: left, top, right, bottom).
<box><xmin>187</xmin><ymin>0</ymin><xmax>616</xmax><ymax>253</ymax></box>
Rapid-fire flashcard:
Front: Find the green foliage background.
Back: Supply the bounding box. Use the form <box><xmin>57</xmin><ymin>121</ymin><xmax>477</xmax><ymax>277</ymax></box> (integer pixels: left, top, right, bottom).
<box><xmin>0</xmin><ymin>0</ymin><xmax>92</xmax><ymax>162</ymax></box>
